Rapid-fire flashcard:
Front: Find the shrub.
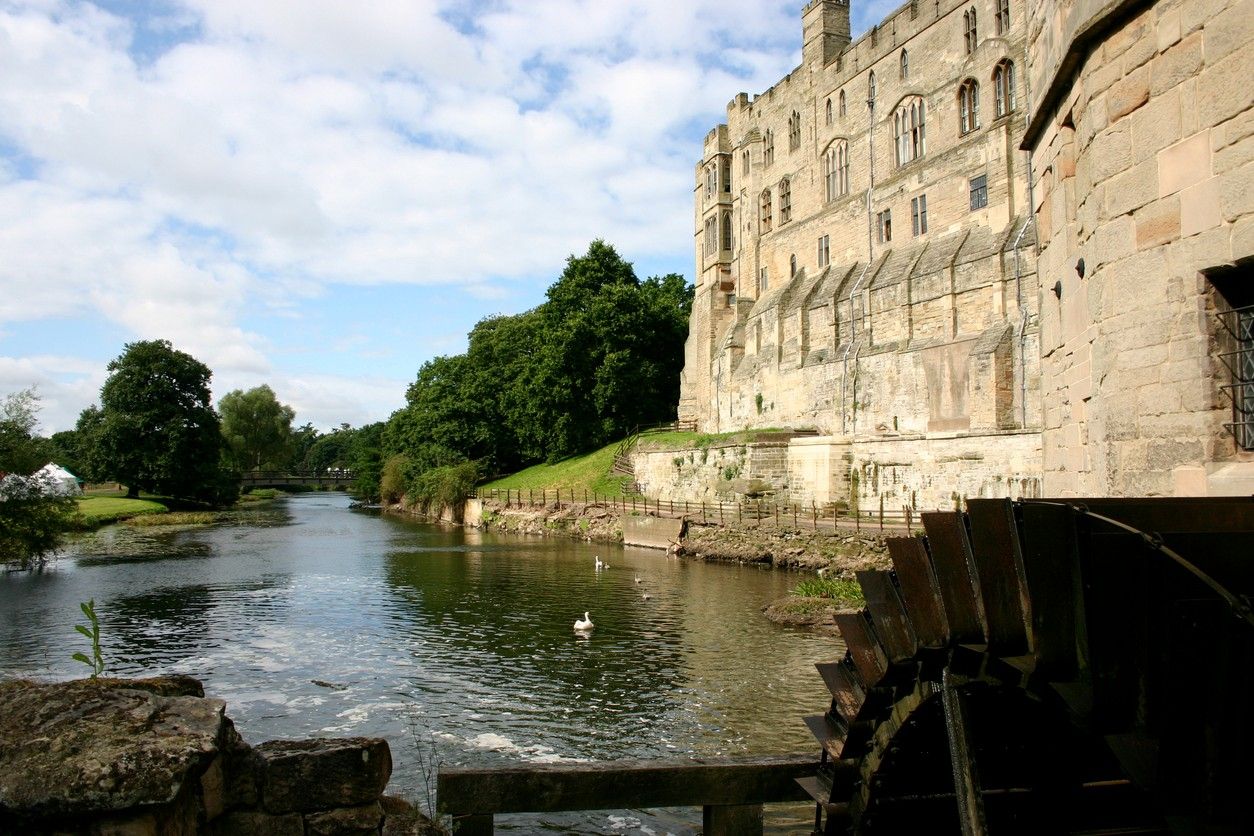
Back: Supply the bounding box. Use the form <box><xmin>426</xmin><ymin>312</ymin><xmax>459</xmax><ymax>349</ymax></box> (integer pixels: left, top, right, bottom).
<box><xmin>380</xmin><ymin>454</ymin><xmax>409</xmax><ymax>505</ymax></box>
<box><xmin>407</xmin><ymin>461</ymin><xmax>481</xmax><ymax>510</ymax></box>
<box><xmin>0</xmin><ymin>474</ymin><xmax>75</xmax><ymax>570</ymax></box>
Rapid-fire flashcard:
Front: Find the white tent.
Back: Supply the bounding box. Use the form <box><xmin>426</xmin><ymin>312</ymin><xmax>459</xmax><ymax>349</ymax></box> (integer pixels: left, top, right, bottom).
<box><xmin>35</xmin><ymin>462</ymin><xmax>82</xmax><ymax>496</ymax></box>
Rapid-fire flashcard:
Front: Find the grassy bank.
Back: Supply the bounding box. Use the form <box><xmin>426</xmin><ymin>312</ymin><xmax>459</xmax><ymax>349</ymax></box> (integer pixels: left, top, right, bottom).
<box><xmin>480</xmin><ymin>440</ymin><xmax>635</xmax><ymax>498</ymax></box>
<box><xmin>74</xmin><ymin>496</ymin><xmax>168</xmax><ymax>527</ymax></box>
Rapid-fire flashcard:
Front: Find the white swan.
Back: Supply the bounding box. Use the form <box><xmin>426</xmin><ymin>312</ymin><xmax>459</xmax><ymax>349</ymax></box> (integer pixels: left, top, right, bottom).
<box><xmin>634</xmin><ymin>576</ymin><xmax>642</xmax><ymax>584</ymax></box>
<box><xmin>642</xmin><ymin>593</ymin><xmax>652</xmax><ymax>601</ymax></box>
<box><xmin>594</xmin><ymin>557</ymin><xmax>604</xmax><ymax>570</ymax></box>
<box><xmin>574</xmin><ymin>611</ymin><xmax>594</xmax><ymax>631</ymax></box>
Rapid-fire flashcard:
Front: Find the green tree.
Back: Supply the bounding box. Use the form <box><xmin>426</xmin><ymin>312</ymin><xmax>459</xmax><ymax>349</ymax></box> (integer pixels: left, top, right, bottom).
<box><xmin>0</xmin><ymin>388</ymin><xmax>50</xmax><ymax>475</ymax></box>
<box><xmin>0</xmin><ymin>473</ymin><xmax>75</xmax><ymax>570</ymax></box>
<box><xmin>79</xmin><ymin>340</ymin><xmax>233</xmax><ymax>504</ymax></box>
<box><xmin>219</xmin><ymin>385</ymin><xmax>296</xmax><ymax>471</ymax></box>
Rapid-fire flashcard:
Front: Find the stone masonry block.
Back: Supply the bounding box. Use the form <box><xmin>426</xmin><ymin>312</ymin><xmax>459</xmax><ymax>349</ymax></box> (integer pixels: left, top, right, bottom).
<box><xmin>1093</xmin><ymin>122</ymin><xmax>1133</xmax><ymax>183</ymax></box>
<box><xmin>1214</xmin><ymin>133</ymin><xmax>1254</xmax><ymax>176</ymax></box>
<box><xmin>1180</xmin><ymin>176</ymin><xmax>1222</xmax><ymax>237</ymax></box>
<box><xmin>1219</xmin><ymin>160</ymin><xmax>1254</xmax><ymax>222</ymax></box>
<box><xmin>1204</xmin><ymin>0</ymin><xmax>1253</xmax><ymax>64</ymax></box>
<box><xmin>1091</xmin><ymin>215</ymin><xmax>1138</xmax><ymax>268</ymax></box>
<box><xmin>256</xmin><ymin>738</ymin><xmax>392</xmax><ymax>815</ymax></box>
<box><xmin>1103</xmin><ymin>158</ymin><xmax>1158</xmax><ymax>219</ymax></box>
<box><xmin>1197</xmin><ymin>47</ymin><xmax>1254</xmax><ymax>129</ymax></box>
<box><xmin>1156</xmin><ymin>5</ymin><xmax>1181</xmax><ymax>52</ymax></box>
<box><xmin>1107</xmin><ymin>65</ymin><xmax>1150</xmax><ymax>123</ymax></box>
<box><xmin>1136</xmin><ymin>196</ymin><xmax>1182</xmax><ymax>248</ymax></box>
<box><xmin>1234</xmin><ymin>214</ymin><xmax>1254</xmax><ymax>260</ymax></box>
<box><xmin>1158</xmin><ymin>130</ymin><xmax>1211</xmax><ymax>197</ymax></box>
<box><xmin>1130</xmin><ymin>87</ymin><xmax>1182</xmax><ymax>163</ymax></box>
<box><xmin>1151</xmin><ymin>31</ymin><xmax>1203</xmax><ymax>96</ymax></box>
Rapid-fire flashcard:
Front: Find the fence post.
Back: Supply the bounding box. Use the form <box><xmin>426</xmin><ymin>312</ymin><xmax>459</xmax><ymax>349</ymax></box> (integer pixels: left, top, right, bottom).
<box><xmin>879</xmin><ymin>495</ymin><xmax>884</xmax><ymax>532</ymax></box>
<box><xmin>856</xmin><ymin>510</ymin><xmax>861</xmax><ymax>532</ymax></box>
<box><xmin>793</xmin><ymin>504</ymin><xmax>798</xmax><ymax>528</ymax></box>
<box><xmin>774</xmin><ymin>503</ymin><xmax>778</xmax><ymax>526</ymax></box>
<box><xmin>906</xmin><ymin>506</ymin><xmax>912</xmax><ymax>530</ymax></box>
<box><xmin>812</xmin><ymin>501</ymin><xmax>817</xmax><ymax>531</ymax></box>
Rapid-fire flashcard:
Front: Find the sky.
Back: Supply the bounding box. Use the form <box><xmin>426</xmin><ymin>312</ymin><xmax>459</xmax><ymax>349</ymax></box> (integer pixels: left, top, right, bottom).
<box><xmin>0</xmin><ymin>0</ymin><xmax>894</xmax><ymax>434</ymax></box>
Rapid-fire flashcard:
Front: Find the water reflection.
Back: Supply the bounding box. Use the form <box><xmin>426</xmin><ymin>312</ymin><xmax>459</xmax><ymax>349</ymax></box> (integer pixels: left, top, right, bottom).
<box><xmin>0</xmin><ymin>493</ymin><xmax>841</xmax><ymax>833</ymax></box>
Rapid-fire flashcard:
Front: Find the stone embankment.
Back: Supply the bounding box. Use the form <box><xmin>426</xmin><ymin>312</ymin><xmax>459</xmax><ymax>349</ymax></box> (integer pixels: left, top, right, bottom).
<box><xmin>391</xmin><ymin>499</ymin><xmax>890</xmax><ymax>579</ymax></box>
<box><xmin>0</xmin><ymin>676</ymin><xmax>439</xmax><ymax>835</ymax></box>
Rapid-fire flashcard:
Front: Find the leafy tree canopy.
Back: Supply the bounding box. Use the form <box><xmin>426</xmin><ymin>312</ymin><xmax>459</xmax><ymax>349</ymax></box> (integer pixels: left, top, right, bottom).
<box><xmin>78</xmin><ymin>339</ymin><xmax>233</xmax><ymax>504</ymax></box>
<box><xmin>376</xmin><ymin>240</ymin><xmax>693</xmax><ymax>502</ymax></box>
<box><xmin>219</xmin><ymin>385</ymin><xmax>296</xmax><ymax>471</ymax></box>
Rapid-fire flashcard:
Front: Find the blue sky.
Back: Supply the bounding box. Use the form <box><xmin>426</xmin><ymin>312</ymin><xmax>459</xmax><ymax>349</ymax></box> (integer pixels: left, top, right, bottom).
<box><xmin>0</xmin><ymin>0</ymin><xmax>893</xmax><ymax>432</ymax></box>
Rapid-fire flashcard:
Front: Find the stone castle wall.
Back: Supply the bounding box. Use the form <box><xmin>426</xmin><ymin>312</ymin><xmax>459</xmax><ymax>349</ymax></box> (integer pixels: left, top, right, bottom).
<box><xmin>1024</xmin><ymin>0</ymin><xmax>1254</xmax><ymax>496</ymax></box>
<box><xmin>680</xmin><ymin>0</ymin><xmax>1253</xmax><ymax>505</ymax></box>
<box><xmin>681</xmin><ymin>0</ymin><xmax>1044</xmax><ymax>509</ymax></box>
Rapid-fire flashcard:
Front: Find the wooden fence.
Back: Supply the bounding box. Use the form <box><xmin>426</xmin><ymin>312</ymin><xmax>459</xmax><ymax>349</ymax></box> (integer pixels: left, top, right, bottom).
<box><xmin>470</xmin><ymin>487</ymin><xmax>919</xmax><ymax>534</ymax></box>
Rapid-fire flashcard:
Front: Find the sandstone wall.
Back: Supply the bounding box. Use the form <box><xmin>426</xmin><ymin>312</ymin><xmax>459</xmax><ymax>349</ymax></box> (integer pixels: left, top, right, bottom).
<box><xmin>1025</xmin><ymin>0</ymin><xmax>1254</xmax><ymax>496</ymax></box>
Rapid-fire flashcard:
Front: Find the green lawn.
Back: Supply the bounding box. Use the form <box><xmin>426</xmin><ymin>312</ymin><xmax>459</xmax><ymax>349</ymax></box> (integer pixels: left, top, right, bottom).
<box><xmin>480</xmin><ymin>440</ymin><xmax>636</xmax><ymax>498</ymax></box>
<box><xmin>74</xmin><ymin>496</ymin><xmax>168</xmax><ymax>526</ymax></box>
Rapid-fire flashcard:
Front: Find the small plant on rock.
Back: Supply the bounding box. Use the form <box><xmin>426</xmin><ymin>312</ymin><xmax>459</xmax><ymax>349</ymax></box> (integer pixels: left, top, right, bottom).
<box><xmin>73</xmin><ymin>599</ymin><xmax>105</xmax><ymax>678</ymax></box>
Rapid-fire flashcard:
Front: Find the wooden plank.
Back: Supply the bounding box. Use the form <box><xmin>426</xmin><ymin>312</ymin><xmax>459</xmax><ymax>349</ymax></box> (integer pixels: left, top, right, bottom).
<box><xmin>887</xmin><ymin>537</ymin><xmax>950</xmax><ymax>648</ymax></box>
<box><xmin>815</xmin><ymin>659</ymin><xmax>865</xmax><ymax>722</ymax></box>
<box><xmin>1016</xmin><ymin>503</ymin><xmax>1081</xmax><ymax>678</ymax></box>
<box><xmin>857</xmin><ymin>570</ymin><xmax>918</xmax><ymax>662</ymax></box>
<box><xmin>965</xmin><ymin>499</ymin><xmax>1031</xmax><ymax>654</ymax></box>
<box><xmin>921</xmin><ymin>512</ymin><xmax>987</xmax><ymax>642</ymax></box>
<box><xmin>833</xmin><ymin>611</ymin><xmax>889</xmax><ymax>685</ymax></box>
<box><xmin>804</xmin><ymin>713</ymin><xmax>847</xmax><ymax>759</ymax></box>
<box><xmin>437</xmin><ymin>755</ymin><xmax>820</xmax><ymax>816</ymax></box>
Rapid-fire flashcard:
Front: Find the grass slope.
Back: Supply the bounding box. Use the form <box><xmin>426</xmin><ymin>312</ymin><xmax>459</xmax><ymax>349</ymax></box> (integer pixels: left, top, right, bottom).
<box><xmin>480</xmin><ymin>440</ymin><xmax>636</xmax><ymax>498</ymax></box>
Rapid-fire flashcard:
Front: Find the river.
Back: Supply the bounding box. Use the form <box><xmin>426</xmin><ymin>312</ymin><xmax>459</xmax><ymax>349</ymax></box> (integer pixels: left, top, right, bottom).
<box><xmin>0</xmin><ymin>493</ymin><xmax>841</xmax><ymax>833</ymax></box>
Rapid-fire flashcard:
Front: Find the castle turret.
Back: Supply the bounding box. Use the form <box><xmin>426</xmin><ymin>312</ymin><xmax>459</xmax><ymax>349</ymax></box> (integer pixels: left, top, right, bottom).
<box><xmin>802</xmin><ymin>0</ymin><xmax>850</xmax><ymax>68</ymax></box>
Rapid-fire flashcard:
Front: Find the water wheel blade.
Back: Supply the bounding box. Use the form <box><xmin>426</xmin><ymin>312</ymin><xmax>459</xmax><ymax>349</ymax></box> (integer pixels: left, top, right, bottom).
<box><xmin>834</xmin><ymin>611</ymin><xmax>889</xmax><ymax>685</ymax></box>
<box><xmin>887</xmin><ymin>537</ymin><xmax>950</xmax><ymax>648</ymax></box>
<box><xmin>815</xmin><ymin>660</ymin><xmax>865</xmax><ymax>722</ymax></box>
<box><xmin>921</xmin><ymin>512</ymin><xmax>987</xmax><ymax>642</ymax></box>
<box><xmin>857</xmin><ymin>570</ymin><xmax>919</xmax><ymax>663</ymax></box>
<box><xmin>966</xmin><ymin>498</ymin><xmax>1032</xmax><ymax>654</ymax></box>
<box><xmin>804</xmin><ymin>714</ymin><xmax>848</xmax><ymax>759</ymax></box>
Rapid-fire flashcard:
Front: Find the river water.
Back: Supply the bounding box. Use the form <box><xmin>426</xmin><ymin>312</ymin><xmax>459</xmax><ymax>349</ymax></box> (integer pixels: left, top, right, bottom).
<box><xmin>0</xmin><ymin>493</ymin><xmax>841</xmax><ymax>833</ymax></box>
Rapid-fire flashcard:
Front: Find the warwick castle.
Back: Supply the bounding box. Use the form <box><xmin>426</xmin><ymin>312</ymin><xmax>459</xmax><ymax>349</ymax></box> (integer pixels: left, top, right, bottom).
<box><xmin>673</xmin><ymin>0</ymin><xmax>1253</xmax><ymax>511</ymax></box>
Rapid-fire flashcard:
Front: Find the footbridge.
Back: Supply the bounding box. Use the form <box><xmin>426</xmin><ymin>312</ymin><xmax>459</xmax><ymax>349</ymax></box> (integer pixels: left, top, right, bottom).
<box><xmin>238</xmin><ymin>470</ymin><xmax>355</xmax><ymax>490</ymax></box>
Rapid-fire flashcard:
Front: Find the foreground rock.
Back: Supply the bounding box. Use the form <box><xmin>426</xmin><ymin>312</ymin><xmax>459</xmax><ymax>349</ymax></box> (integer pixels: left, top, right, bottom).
<box><xmin>680</xmin><ymin>523</ymin><xmax>889</xmax><ymax>575</ymax></box>
<box><xmin>0</xmin><ymin>676</ymin><xmax>439</xmax><ymax>835</ymax></box>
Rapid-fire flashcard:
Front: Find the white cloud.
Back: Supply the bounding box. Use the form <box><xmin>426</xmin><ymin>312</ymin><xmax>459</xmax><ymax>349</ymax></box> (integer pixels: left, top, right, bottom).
<box><xmin>0</xmin><ymin>0</ymin><xmax>801</xmax><ymax>429</ymax></box>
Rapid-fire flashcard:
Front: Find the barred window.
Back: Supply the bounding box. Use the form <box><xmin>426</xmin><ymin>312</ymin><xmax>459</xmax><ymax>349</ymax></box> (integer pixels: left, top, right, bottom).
<box><xmin>1212</xmin><ymin>268</ymin><xmax>1254</xmax><ymax>450</ymax></box>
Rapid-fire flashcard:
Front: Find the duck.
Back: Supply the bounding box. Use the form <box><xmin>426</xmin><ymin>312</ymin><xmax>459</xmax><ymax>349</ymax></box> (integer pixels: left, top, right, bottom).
<box><xmin>574</xmin><ymin>611</ymin><xmax>594</xmax><ymax>631</ymax></box>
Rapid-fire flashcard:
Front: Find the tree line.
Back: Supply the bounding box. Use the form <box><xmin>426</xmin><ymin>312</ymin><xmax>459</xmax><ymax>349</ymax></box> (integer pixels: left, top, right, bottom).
<box><xmin>1</xmin><ymin>240</ymin><xmax>691</xmax><ymax>566</ymax></box>
<box><xmin>376</xmin><ymin>240</ymin><xmax>691</xmax><ymax>506</ymax></box>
